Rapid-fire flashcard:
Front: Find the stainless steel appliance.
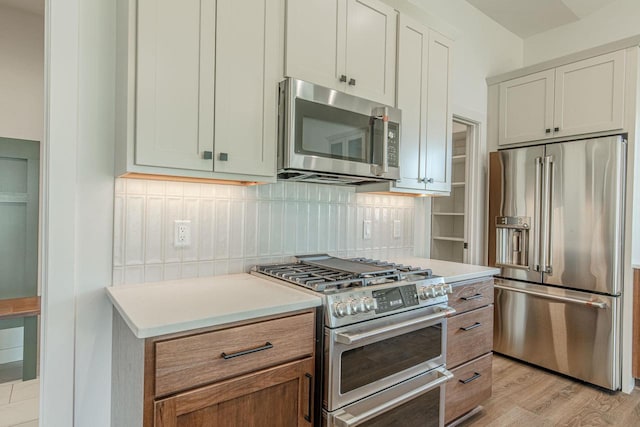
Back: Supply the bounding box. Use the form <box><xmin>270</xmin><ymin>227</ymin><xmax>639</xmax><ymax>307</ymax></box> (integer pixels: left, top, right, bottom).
<box><xmin>277</xmin><ymin>78</ymin><xmax>401</xmax><ymax>185</ymax></box>
<box><xmin>252</xmin><ymin>255</ymin><xmax>454</xmax><ymax>426</ymax></box>
<box><xmin>488</xmin><ymin>135</ymin><xmax>626</xmax><ymax>390</ymax></box>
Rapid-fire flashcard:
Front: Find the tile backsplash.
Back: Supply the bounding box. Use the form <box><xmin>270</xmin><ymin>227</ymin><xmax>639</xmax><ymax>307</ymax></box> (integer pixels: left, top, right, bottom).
<box><xmin>112</xmin><ymin>178</ymin><xmax>424</xmax><ymax>285</ymax></box>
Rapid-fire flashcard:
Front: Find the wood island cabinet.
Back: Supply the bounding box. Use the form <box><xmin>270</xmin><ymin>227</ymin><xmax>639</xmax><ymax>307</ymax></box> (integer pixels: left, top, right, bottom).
<box><xmin>112</xmin><ymin>309</ymin><xmax>316</xmax><ymax>427</ymax></box>
<box><xmin>444</xmin><ymin>277</ymin><xmax>494</xmax><ymax>425</ymax></box>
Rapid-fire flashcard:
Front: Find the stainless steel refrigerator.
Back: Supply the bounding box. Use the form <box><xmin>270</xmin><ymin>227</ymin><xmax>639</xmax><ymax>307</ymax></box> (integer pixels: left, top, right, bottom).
<box><xmin>488</xmin><ymin>135</ymin><xmax>625</xmax><ymax>391</ymax></box>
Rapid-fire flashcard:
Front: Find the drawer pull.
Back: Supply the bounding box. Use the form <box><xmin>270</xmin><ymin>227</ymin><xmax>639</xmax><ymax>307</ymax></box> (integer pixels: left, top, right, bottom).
<box><xmin>221</xmin><ymin>342</ymin><xmax>273</xmax><ymax>360</ymax></box>
<box><xmin>304</xmin><ymin>373</ymin><xmax>313</xmax><ymax>422</ymax></box>
<box><xmin>460</xmin><ymin>322</ymin><xmax>482</xmax><ymax>331</ymax></box>
<box><xmin>461</xmin><ymin>293</ymin><xmax>483</xmax><ymax>301</ymax></box>
<box><xmin>459</xmin><ymin>372</ymin><xmax>481</xmax><ymax>384</ymax></box>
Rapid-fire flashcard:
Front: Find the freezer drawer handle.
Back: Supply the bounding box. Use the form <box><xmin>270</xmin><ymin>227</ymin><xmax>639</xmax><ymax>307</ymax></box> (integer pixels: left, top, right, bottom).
<box><xmin>495</xmin><ymin>284</ymin><xmax>607</xmax><ymax>309</ymax></box>
<box><xmin>461</xmin><ymin>293</ymin><xmax>483</xmax><ymax>301</ymax></box>
<box><xmin>459</xmin><ymin>372</ymin><xmax>481</xmax><ymax>384</ymax></box>
<box><xmin>220</xmin><ymin>342</ymin><xmax>273</xmax><ymax>359</ymax></box>
<box><xmin>460</xmin><ymin>322</ymin><xmax>482</xmax><ymax>331</ymax></box>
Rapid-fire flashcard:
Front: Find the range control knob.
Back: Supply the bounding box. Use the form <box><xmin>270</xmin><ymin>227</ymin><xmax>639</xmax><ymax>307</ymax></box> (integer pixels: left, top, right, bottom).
<box><xmin>333</xmin><ymin>302</ymin><xmax>349</xmax><ymax>317</ymax></box>
<box><xmin>444</xmin><ymin>284</ymin><xmax>453</xmax><ymax>294</ymax></box>
<box><xmin>363</xmin><ymin>297</ymin><xmax>377</xmax><ymax>312</ymax></box>
<box><xmin>419</xmin><ymin>286</ymin><xmax>437</xmax><ymax>300</ymax></box>
<box><xmin>350</xmin><ymin>298</ymin><xmax>366</xmax><ymax>314</ymax></box>
<box><xmin>435</xmin><ymin>285</ymin><xmax>446</xmax><ymax>297</ymax></box>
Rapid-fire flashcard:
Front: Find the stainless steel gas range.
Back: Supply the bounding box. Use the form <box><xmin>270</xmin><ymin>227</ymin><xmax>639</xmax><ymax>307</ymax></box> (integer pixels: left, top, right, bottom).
<box><xmin>252</xmin><ymin>255</ymin><xmax>454</xmax><ymax>427</ymax></box>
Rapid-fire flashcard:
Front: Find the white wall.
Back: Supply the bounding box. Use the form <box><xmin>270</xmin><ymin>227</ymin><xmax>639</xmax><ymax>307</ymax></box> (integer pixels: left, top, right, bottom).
<box><xmin>113</xmin><ymin>179</ymin><xmax>417</xmax><ymax>285</ymax></box>
<box><xmin>0</xmin><ymin>5</ymin><xmax>44</xmax><ymax>142</ymax></box>
<box><xmin>42</xmin><ymin>0</ymin><xmax>115</xmax><ymax>425</ymax></box>
<box><xmin>524</xmin><ymin>0</ymin><xmax>640</xmax><ymax>65</ymax></box>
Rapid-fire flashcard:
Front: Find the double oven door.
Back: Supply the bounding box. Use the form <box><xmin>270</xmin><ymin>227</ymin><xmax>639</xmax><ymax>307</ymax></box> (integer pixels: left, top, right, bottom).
<box><xmin>324</xmin><ymin>305</ymin><xmax>453</xmax><ymax>426</ymax></box>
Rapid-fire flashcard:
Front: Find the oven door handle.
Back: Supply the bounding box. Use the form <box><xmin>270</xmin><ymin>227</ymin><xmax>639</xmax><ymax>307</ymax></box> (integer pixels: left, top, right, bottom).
<box><xmin>335</xmin><ymin>306</ymin><xmax>455</xmax><ymax>345</ymax></box>
<box><xmin>332</xmin><ymin>366</ymin><xmax>453</xmax><ymax>427</ymax></box>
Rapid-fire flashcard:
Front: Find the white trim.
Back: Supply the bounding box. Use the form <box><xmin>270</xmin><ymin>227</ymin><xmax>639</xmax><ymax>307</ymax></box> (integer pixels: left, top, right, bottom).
<box><xmin>452</xmin><ymin>106</ymin><xmax>486</xmax><ymax>266</ymax></box>
<box><xmin>41</xmin><ymin>0</ymin><xmax>78</xmax><ymax>424</ymax></box>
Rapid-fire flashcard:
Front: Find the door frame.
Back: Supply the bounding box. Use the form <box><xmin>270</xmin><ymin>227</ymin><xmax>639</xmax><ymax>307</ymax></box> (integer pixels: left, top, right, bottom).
<box><xmin>451</xmin><ymin>109</ymin><xmax>483</xmax><ymax>266</ymax></box>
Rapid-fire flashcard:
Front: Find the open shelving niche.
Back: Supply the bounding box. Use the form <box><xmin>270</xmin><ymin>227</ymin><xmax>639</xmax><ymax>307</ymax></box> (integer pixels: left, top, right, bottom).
<box><xmin>431</xmin><ymin>123</ymin><xmax>469</xmax><ymax>263</ymax></box>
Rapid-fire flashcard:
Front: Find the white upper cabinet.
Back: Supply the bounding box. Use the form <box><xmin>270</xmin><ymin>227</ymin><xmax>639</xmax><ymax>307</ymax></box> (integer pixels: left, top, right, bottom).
<box><xmin>136</xmin><ymin>0</ymin><xmax>214</xmax><ymax>171</ymax></box>
<box><xmin>498</xmin><ymin>70</ymin><xmax>555</xmax><ymax>146</ymax></box>
<box><xmin>213</xmin><ymin>0</ymin><xmax>279</xmax><ymax>176</ymax></box>
<box><xmin>285</xmin><ymin>0</ymin><xmax>397</xmax><ymax>105</ymax></box>
<box><xmin>396</xmin><ymin>15</ymin><xmax>453</xmax><ymax>194</ymax></box>
<box><xmin>498</xmin><ymin>50</ymin><xmax>626</xmax><ymax>146</ymax></box>
<box><xmin>424</xmin><ymin>29</ymin><xmax>453</xmax><ymax>193</ymax></box>
<box><xmin>553</xmin><ymin>50</ymin><xmax>625</xmax><ymax>138</ymax></box>
<box><xmin>117</xmin><ymin>0</ymin><xmax>281</xmax><ymax>180</ymax></box>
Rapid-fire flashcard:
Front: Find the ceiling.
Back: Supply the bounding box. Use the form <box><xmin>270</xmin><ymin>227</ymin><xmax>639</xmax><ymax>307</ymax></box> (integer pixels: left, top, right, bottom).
<box><xmin>466</xmin><ymin>0</ymin><xmax>618</xmax><ymax>38</ymax></box>
<box><xmin>0</xmin><ymin>0</ymin><xmax>44</xmax><ymax>15</ymax></box>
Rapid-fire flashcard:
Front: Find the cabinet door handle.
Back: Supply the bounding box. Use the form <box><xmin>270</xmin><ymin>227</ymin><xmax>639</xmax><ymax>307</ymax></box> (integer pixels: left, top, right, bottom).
<box><xmin>203</xmin><ymin>151</ymin><xmax>213</xmax><ymax>160</ymax></box>
<box><xmin>339</xmin><ymin>74</ymin><xmax>347</xmax><ymax>83</ymax></box>
<box><xmin>545</xmin><ymin>128</ymin><xmax>551</xmax><ymax>134</ymax></box>
<box><xmin>304</xmin><ymin>373</ymin><xmax>313</xmax><ymax>423</ymax></box>
<box><xmin>459</xmin><ymin>372</ymin><xmax>481</xmax><ymax>384</ymax></box>
<box><xmin>461</xmin><ymin>293</ymin><xmax>483</xmax><ymax>301</ymax></box>
<box><xmin>220</xmin><ymin>342</ymin><xmax>273</xmax><ymax>359</ymax></box>
<box><xmin>554</xmin><ymin>127</ymin><xmax>560</xmax><ymax>132</ymax></box>
<box><xmin>219</xmin><ymin>152</ymin><xmax>229</xmax><ymax>161</ymax></box>
<box><xmin>348</xmin><ymin>78</ymin><xmax>356</xmax><ymax>86</ymax></box>
<box><xmin>460</xmin><ymin>322</ymin><xmax>481</xmax><ymax>331</ymax></box>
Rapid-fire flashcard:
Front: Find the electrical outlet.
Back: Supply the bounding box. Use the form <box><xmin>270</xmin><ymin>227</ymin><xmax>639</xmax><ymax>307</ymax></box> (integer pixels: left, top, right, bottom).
<box><xmin>174</xmin><ymin>220</ymin><xmax>191</xmax><ymax>248</ymax></box>
<box><xmin>363</xmin><ymin>220</ymin><xmax>372</xmax><ymax>240</ymax></box>
<box><xmin>393</xmin><ymin>220</ymin><xmax>402</xmax><ymax>239</ymax></box>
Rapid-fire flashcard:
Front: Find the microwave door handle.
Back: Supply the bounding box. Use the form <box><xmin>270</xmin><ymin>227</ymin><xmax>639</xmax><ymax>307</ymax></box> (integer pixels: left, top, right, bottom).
<box><xmin>372</xmin><ymin>107</ymin><xmax>389</xmax><ymax>175</ymax></box>
<box><xmin>332</xmin><ymin>366</ymin><xmax>454</xmax><ymax>427</ymax></box>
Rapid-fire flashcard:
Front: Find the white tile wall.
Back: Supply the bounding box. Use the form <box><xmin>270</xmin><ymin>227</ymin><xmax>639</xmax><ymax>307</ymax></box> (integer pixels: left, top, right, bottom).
<box><xmin>112</xmin><ymin>178</ymin><xmax>423</xmax><ymax>285</ymax></box>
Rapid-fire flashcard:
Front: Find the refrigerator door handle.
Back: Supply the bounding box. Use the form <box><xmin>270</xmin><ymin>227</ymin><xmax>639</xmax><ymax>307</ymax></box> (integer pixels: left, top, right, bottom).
<box><xmin>541</xmin><ymin>155</ymin><xmax>554</xmax><ymax>274</ymax></box>
<box><xmin>495</xmin><ymin>283</ymin><xmax>608</xmax><ymax>309</ymax></box>
<box><xmin>533</xmin><ymin>157</ymin><xmax>543</xmax><ymax>272</ymax></box>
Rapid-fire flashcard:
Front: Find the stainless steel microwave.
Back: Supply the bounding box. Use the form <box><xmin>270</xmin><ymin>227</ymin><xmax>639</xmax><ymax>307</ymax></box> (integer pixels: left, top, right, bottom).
<box><xmin>277</xmin><ymin>78</ymin><xmax>401</xmax><ymax>185</ymax></box>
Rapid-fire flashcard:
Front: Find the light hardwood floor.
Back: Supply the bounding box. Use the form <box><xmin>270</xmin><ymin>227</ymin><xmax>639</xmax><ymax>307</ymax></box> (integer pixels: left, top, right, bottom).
<box><xmin>460</xmin><ymin>355</ymin><xmax>640</xmax><ymax>426</ymax></box>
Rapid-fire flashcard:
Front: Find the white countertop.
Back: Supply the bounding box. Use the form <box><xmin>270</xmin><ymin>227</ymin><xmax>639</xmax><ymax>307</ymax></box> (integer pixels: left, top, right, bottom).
<box><xmin>390</xmin><ymin>257</ymin><xmax>500</xmax><ymax>283</ymax></box>
<box><xmin>106</xmin><ymin>273</ymin><xmax>322</xmax><ymax>339</ymax></box>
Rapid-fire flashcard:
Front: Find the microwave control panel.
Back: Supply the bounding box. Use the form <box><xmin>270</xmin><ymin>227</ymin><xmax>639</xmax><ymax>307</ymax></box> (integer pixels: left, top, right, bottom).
<box><xmin>387</xmin><ymin>122</ymin><xmax>399</xmax><ymax>168</ymax></box>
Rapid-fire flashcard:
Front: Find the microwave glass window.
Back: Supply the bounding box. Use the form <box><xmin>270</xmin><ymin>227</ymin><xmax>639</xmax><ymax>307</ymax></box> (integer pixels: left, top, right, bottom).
<box><xmin>295</xmin><ymin>98</ymin><xmax>372</xmax><ymax>163</ymax></box>
<box><xmin>339</xmin><ymin>325</ymin><xmax>443</xmax><ymax>393</ymax></box>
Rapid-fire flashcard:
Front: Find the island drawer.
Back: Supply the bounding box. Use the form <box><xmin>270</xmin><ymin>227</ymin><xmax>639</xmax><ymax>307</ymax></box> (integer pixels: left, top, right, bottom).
<box><xmin>445</xmin><ymin>352</ymin><xmax>492</xmax><ymax>424</ymax></box>
<box><xmin>448</xmin><ymin>278</ymin><xmax>494</xmax><ymax>314</ymax></box>
<box><xmin>446</xmin><ymin>305</ymin><xmax>493</xmax><ymax>369</ymax></box>
<box><xmin>154</xmin><ymin>311</ymin><xmax>315</xmax><ymax>396</ymax></box>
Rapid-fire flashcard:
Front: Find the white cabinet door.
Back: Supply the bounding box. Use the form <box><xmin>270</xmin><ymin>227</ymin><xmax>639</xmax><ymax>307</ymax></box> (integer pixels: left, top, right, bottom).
<box><xmin>344</xmin><ymin>0</ymin><xmax>397</xmax><ymax>105</ymax></box>
<box><xmin>498</xmin><ymin>70</ymin><xmax>554</xmax><ymax>146</ymax></box>
<box><xmin>135</xmin><ymin>0</ymin><xmax>214</xmax><ymax>171</ymax></box>
<box><xmin>395</xmin><ymin>15</ymin><xmax>428</xmax><ymax>191</ymax></box>
<box><xmin>214</xmin><ymin>0</ymin><xmax>279</xmax><ymax>176</ymax></box>
<box><xmin>553</xmin><ymin>50</ymin><xmax>625</xmax><ymax>138</ymax></box>
<box><xmin>424</xmin><ymin>30</ymin><xmax>453</xmax><ymax>193</ymax></box>
<box><xmin>285</xmin><ymin>0</ymin><xmax>342</xmax><ymax>90</ymax></box>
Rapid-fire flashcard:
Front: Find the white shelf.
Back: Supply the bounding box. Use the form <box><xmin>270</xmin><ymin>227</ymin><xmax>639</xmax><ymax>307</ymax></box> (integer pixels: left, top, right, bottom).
<box><xmin>432</xmin><ymin>236</ymin><xmax>465</xmax><ymax>242</ymax></box>
<box><xmin>432</xmin><ymin>212</ymin><xmax>465</xmax><ymax>216</ymax></box>
<box><xmin>452</xmin><ymin>155</ymin><xmax>466</xmax><ymax>162</ymax></box>
<box><xmin>451</xmin><ymin>182</ymin><xmax>465</xmax><ymax>187</ymax></box>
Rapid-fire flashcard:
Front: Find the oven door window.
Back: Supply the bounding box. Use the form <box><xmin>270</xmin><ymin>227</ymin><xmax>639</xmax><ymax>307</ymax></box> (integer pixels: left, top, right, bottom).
<box><xmin>340</xmin><ymin>324</ymin><xmax>442</xmax><ymax>393</ymax></box>
<box><xmin>294</xmin><ymin>98</ymin><xmax>372</xmax><ymax>163</ymax></box>
<box><xmin>359</xmin><ymin>387</ymin><xmax>440</xmax><ymax>427</ymax></box>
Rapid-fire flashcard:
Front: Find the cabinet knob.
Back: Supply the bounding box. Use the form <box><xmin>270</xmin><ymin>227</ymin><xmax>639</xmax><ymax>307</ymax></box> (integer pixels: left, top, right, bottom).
<box><xmin>348</xmin><ymin>78</ymin><xmax>356</xmax><ymax>86</ymax></box>
<box><xmin>203</xmin><ymin>151</ymin><xmax>213</xmax><ymax>160</ymax></box>
<box><xmin>219</xmin><ymin>152</ymin><xmax>228</xmax><ymax>161</ymax></box>
<box><xmin>545</xmin><ymin>128</ymin><xmax>551</xmax><ymax>134</ymax></box>
<box><xmin>339</xmin><ymin>74</ymin><xmax>347</xmax><ymax>82</ymax></box>
<box><xmin>426</xmin><ymin>177</ymin><xmax>434</xmax><ymax>183</ymax></box>
<box><xmin>554</xmin><ymin>127</ymin><xmax>560</xmax><ymax>132</ymax></box>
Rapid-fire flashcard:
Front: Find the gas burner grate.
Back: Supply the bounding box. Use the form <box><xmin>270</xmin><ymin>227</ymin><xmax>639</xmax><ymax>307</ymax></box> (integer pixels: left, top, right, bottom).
<box><xmin>349</xmin><ymin>258</ymin><xmax>433</xmax><ymax>279</ymax></box>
